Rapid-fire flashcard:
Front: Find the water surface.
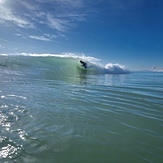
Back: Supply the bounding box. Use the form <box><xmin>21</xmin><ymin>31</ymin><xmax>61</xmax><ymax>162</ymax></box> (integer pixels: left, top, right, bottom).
<box><xmin>0</xmin><ymin>55</ymin><xmax>163</xmax><ymax>163</ymax></box>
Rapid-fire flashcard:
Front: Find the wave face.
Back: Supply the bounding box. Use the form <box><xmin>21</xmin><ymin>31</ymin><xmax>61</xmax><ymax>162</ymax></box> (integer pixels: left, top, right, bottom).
<box><xmin>0</xmin><ymin>53</ymin><xmax>129</xmax><ymax>80</ymax></box>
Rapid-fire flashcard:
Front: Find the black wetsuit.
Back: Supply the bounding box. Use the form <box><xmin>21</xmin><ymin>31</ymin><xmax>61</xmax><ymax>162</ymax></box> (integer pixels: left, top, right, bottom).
<box><xmin>80</xmin><ymin>60</ymin><xmax>87</xmax><ymax>68</ymax></box>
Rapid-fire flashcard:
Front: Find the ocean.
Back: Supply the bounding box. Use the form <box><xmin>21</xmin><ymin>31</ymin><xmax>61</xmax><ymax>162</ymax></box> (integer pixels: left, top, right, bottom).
<box><xmin>0</xmin><ymin>54</ymin><xmax>163</xmax><ymax>163</ymax></box>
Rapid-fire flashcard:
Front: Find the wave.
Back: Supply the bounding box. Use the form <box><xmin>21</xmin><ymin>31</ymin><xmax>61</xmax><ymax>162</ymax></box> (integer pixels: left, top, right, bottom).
<box><xmin>0</xmin><ymin>53</ymin><xmax>130</xmax><ymax>75</ymax></box>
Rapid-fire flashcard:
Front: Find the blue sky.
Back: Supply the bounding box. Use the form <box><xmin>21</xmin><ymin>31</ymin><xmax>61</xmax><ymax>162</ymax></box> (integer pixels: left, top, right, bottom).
<box><xmin>0</xmin><ymin>0</ymin><xmax>163</xmax><ymax>70</ymax></box>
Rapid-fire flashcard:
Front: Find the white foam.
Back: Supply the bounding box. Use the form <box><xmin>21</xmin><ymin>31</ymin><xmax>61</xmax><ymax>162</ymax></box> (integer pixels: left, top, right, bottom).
<box><xmin>104</xmin><ymin>63</ymin><xmax>129</xmax><ymax>74</ymax></box>
<box><xmin>19</xmin><ymin>52</ymin><xmax>98</xmax><ymax>60</ymax></box>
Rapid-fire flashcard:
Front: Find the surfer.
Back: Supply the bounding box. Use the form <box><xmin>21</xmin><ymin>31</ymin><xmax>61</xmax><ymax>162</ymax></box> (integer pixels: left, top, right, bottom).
<box><xmin>80</xmin><ymin>60</ymin><xmax>87</xmax><ymax>68</ymax></box>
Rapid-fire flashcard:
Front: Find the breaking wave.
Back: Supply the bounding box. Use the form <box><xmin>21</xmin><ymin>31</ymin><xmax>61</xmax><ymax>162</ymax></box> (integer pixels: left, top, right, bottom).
<box><xmin>0</xmin><ymin>53</ymin><xmax>130</xmax><ymax>76</ymax></box>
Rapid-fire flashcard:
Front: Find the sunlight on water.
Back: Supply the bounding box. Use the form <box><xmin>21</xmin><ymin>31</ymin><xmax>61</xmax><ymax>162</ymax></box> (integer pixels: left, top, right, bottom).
<box><xmin>0</xmin><ymin>137</ymin><xmax>22</xmax><ymax>159</ymax></box>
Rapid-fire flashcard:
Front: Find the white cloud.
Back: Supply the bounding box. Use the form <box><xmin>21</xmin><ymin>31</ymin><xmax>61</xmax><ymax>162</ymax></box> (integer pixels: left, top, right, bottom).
<box><xmin>29</xmin><ymin>35</ymin><xmax>51</xmax><ymax>41</ymax></box>
<box><xmin>20</xmin><ymin>0</ymin><xmax>88</xmax><ymax>32</ymax></box>
<box><xmin>0</xmin><ymin>4</ymin><xmax>34</xmax><ymax>28</ymax></box>
<box><xmin>46</xmin><ymin>14</ymin><xmax>70</xmax><ymax>32</ymax></box>
<box><xmin>0</xmin><ymin>0</ymin><xmax>144</xmax><ymax>32</ymax></box>
<box><xmin>0</xmin><ymin>0</ymin><xmax>91</xmax><ymax>32</ymax></box>
<box><xmin>0</xmin><ymin>0</ymin><xmax>98</xmax><ymax>38</ymax></box>
<box><xmin>28</xmin><ymin>34</ymin><xmax>57</xmax><ymax>41</ymax></box>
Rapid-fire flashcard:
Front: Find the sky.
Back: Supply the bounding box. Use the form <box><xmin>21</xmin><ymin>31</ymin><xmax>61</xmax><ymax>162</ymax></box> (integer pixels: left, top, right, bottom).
<box><xmin>0</xmin><ymin>0</ymin><xmax>163</xmax><ymax>70</ymax></box>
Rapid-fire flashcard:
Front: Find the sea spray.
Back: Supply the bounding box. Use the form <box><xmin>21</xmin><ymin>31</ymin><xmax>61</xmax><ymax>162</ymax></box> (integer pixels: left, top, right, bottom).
<box><xmin>104</xmin><ymin>63</ymin><xmax>130</xmax><ymax>74</ymax></box>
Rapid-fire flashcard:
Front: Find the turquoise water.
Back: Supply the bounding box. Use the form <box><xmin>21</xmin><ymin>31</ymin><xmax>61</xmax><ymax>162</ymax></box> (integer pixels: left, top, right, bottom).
<box><xmin>0</xmin><ymin>55</ymin><xmax>163</xmax><ymax>163</ymax></box>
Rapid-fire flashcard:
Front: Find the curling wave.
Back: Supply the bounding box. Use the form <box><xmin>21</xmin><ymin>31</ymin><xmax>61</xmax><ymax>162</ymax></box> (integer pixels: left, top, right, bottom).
<box><xmin>0</xmin><ymin>53</ymin><xmax>130</xmax><ymax>77</ymax></box>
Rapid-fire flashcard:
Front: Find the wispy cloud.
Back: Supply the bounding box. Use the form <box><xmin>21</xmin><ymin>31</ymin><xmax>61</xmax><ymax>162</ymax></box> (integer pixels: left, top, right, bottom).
<box><xmin>28</xmin><ymin>34</ymin><xmax>57</xmax><ymax>41</ymax></box>
<box><xmin>28</xmin><ymin>36</ymin><xmax>51</xmax><ymax>41</ymax></box>
<box><xmin>0</xmin><ymin>0</ymin><xmax>105</xmax><ymax>43</ymax></box>
<box><xmin>0</xmin><ymin>4</ymin><xmax>34</xmax><ymax>28</ymax></box>
<box><xmin>46</xmin><ymin>14</ymin><xmax>70</xmax><ymax>32</ymax></box>
<box><xmin>0</xmin><ymin>0</ymin><xmax>91</xmax><ymax>32</ymax></box>
<box><xmin>0</xmin><ymin>0</ymin><xmax>144</xmax><ymax>32</ymax></box>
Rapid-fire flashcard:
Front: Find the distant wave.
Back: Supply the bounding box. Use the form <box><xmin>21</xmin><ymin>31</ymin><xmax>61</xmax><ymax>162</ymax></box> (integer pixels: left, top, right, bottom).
<box><xmin>0</xmin><ymin>53</ymin><xmax>130</xmax><ymax>74</ymax></box>
<box><xmin>149</xmin><ymin>67</ymin><xmax>163</xmax><ymax>72</ymax></box>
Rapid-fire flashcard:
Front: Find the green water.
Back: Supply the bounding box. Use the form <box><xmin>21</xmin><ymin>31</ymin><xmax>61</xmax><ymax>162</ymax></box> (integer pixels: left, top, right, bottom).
<box><xmin>0</xmin><ymin>56</ymin><xmax>163</xmax><ymax>163</ymax></box>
